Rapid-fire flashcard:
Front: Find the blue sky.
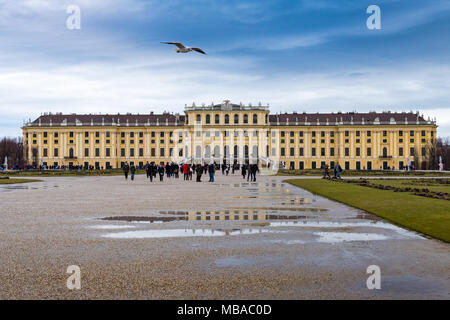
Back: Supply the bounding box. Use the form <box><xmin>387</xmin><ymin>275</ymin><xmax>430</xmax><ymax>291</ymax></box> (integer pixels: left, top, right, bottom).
<box><xmin>1</xmin><ymin>0</ymin><xmax>450</xmax><ymax>137</ymax></box>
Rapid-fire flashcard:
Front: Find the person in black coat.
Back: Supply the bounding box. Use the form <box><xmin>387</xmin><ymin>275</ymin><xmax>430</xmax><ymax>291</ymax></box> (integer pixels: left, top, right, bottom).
<box><xmin>241</xmin><ymin>164</ymin><xmax>247</xmax><ymax>180</ymax></box>
<box><xmin>123</xmin><ymin>162</ymin><xmax>130</xmax><ymax>180</ymax></box>
<box><xmin>130</xmin><ymin>164</ymin><xmax>136</xmax><ymax>181</ymax></box>
<box><xmin>158</xmin><ymin>165</ymin><xmax>165</xmax><ymax>181</ymax></box>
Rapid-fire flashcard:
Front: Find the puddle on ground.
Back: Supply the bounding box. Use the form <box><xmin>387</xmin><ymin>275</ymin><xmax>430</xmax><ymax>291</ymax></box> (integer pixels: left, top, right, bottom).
<box><xmin>314</xmin><ymin>232</ymin><xmax>389</xmax><ymax>243</ymax></box>
<box><xmin>0</xmin><ymin>184</ymin><xmax>59</xmax><ymax>192</ymax></box>
<box><xmin>268</xmin><ymin>221</ymin><xmax>422</xmax><ymax>238</ymax></box>
<box><xmin>101</xmin><ymin>228</ymin><xmax>273</xmax><ymax>239</ymax></box>
<box><xmin>102</xmin><ymin>213</ymin><xmax>313</xmax><ymax>223</ymax></box>
<box><xmin>87</xmin><ymin>225</ymin><xmax>136</xmax><ymax>230</ymax></box>
<box><xmin>232</xmin><ymin>207</ymin><xmax>327</xmax><ymax>212</ymax></box>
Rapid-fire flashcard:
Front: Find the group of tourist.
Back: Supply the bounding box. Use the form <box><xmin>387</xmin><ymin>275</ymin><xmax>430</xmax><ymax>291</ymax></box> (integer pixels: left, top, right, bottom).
<box><xmin>122</xmin><ymin>162</ymin><xmax>259</xmax><ymax>183</ymax></box>
<box><xmin>322</xmin><ymin>163</ymin><xmax>343</xmax><ymax>179</ymax></box>
<box><xmin>240</xmin><ymin>164</ymin><xmax>260</xmax><ymax>182</ymax></box>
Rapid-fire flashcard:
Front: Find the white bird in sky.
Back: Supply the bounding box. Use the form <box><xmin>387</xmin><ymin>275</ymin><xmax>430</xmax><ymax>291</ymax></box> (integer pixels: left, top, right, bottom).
<box><xmin>161</xmin><ymin>42</ymin><xmax>206</xmax><ymax>55</ymax></box>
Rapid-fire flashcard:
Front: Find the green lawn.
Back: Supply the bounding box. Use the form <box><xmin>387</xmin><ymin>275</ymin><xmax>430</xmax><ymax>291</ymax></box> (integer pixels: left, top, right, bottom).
<box><xmin>278</xmin><ymin>169</ymin><xmax>450</xmax><ymax>177</ymax></box>
<box><xmin>286</xmin><ymin>179</ymin><xmax>450</xmax><ymax>242</ymax></box>
<box><xmin>0</xmin><ymin>178</ymin><xmax>41</xmax><ymax>184</ymax></box>
<box><xmin>370</xmin><ymin>179</ymin><xmax>450</xmax><ymax>194</ymax></box>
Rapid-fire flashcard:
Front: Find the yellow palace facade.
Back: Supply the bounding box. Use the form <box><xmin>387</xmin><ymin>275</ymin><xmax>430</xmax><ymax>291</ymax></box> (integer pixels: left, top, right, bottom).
<box><xmin>22</xmin><ymin>100</ymin><xmax>437</xmax><ymax>171</ymax></box>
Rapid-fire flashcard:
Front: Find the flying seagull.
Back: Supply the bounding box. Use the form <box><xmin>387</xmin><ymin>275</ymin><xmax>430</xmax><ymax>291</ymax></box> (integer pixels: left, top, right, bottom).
<box><xmin>161</xmin><ymin>42</ymin><xmax>206</xmax><ymax>55</ymax></box>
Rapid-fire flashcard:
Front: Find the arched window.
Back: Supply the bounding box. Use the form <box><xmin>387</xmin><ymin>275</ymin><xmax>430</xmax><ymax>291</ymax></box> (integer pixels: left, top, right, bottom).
<box><xmin>252</xmin><ymin>146</ymin><xmax>258</xmax><ymax>158</ymax></box>
<box><xmin>224</xmin><ymin>145</ymin><xmax>230</xmax><ymax>158</ymax></box>
<box><xmin>265</xmin><ymin>114</ymin><xmax>268</xmax><ymax>124</ymax></box>
<box><xmin>225</xmin><ymin>114</ymin><xmax>229</xmax><ymax>124</ymax></box>
<box><xmin>234</xmin><ymin>114</ymin><xmax>239</xmax><ymax>124</ymax></box>
<box><xmin>214</xmin><ymin>146</ymin><xmax>220</xmax><ymax>158</ymax></box>
<box><xmin>234</xmin><ymin>145</ymin><xmax>239</xmax><ymax>158</ymax></box>
<box><xmin>196</xmin><ymin>114</ymin><xmax>201</xmax><ymax>122</ymax></box>
<box><xmin>205</xmin><ymin>145</ymin><xmax>211</xmax><ymax>158</ymax></box>
<box><xmin>244</xmin><ymin>145</ymin><xmax>249</xmax><ymax>158</ymax></box>
<box><xmin>215</xmin><ymin>114</ymin><xmax>220</xmax><ymax>124</ymax></box>
<box><xmin>253</xmin><ymin>114</ymin><xmax>258</xmax><ymax>124</ymax></box>
<box><xmin>195</xmin><ymin>146</ymin><xmax>202</xmax><ymax>159</ymax></box>
<box><xmin>383</xmin><ymin>147</ymin><xmax>388</xmax><ymax>157</ymax></box>
<box><xmin>206</xmin><ymin>114</ymin><xmax>210</xmax><ymax>124</ymax></box>
<box><xmin>243</xmin><ymin>114</ymin><xmax>248</xmax><ymax>124</ymax></box>
<box><xmin>69</xmin><ymin>148</ymin><xmax>74</xmax><ymax>158</ymax></box>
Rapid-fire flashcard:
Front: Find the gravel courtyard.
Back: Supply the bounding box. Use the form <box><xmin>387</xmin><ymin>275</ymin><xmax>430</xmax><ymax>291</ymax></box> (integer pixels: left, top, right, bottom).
<box><xmin>0</xmin><ymin>174</ymin><xmax>448</xmax><ymax>299</ymax></box>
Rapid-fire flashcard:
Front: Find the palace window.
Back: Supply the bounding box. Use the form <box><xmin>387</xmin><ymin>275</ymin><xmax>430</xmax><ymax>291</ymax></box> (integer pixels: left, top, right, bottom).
<box><xmin>215</xmin><ymin>114</ymin><xmax>220</xmax><ymax>124</ymax></box>
<box><xmin>253</xmin><ymin>114</ymin><xmax>258</xmax><ymax>124</ymax></box>
<box><xmin>206</xmin><ymin>114</ymin><xmax>211</xmax><ymax>124</ymax></box>
<box><xmin>234</xmin><ymin>114</ymin><xmax>239</xmax><ymax>124</ymax></box>
<box><xmin>243</xmin><ymin>114</ymin><xmax>248</xmax><ymax>124</ymax></box>
<box><xmin>225</xmin><ymin>114</ymin><xmax>230</xmax><ymax>124</ymax></box>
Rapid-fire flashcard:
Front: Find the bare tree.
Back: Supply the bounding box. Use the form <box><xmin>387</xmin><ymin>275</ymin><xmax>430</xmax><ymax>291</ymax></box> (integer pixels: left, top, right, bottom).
<box><xmin>436</xmin><ymin>137</ymin><xmax>450</xmax><ymax>170</ymax></box>
<box><xmin>0</xmin><ymin>137</ymin><xmax>24</xmax><ymax>168</ymax></box>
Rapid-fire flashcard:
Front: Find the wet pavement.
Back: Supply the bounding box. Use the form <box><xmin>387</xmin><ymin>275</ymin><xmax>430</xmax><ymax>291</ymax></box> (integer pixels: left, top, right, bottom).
<box><xmin>0</xmin><ymin>174</ymin><xmax>448</xmax><ymax>299</ymax></box>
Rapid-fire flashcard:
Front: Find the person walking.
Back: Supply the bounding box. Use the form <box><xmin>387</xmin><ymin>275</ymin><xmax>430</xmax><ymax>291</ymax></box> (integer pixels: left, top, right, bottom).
<box><xmin>208</xmin><ymin>162</ymin><xmax>215</xmax><ymax>182</ymax></box>
<box><xmin>196</xmin><ymin>163</ymin><xmax>203</xmax><ymax>182</ymax></box>
<box><xmin>241</xmin><ymin>164</ymin><xmax>247</xmax><ymax>180</ymax></box>
<box><xmin>145</xmin><ymin>161</ymin><xmax>150</xmax><ymax>179</ymax></box>
<box><xmin>335</xmin><ymin>162</ymin><xmax>343</xmax><ymax>179</ymax></box>
<box><xmin>323</xmin><ymin>163</ymin><xmax>331</xmax><ymax>179</ymax></box>
<box><xmin>174</xmin><ymin>164</ymin><xmax>179</xmax><ymax>178</ymax></box>
<box><xmin>226</xmin><ymin>164</ymin><xmax>230</xmax><ymax>176</ymax></box>
<box><xmin>130</xmin><ymin>164</ymin><xmax>136</xmax><ymax>181</ymax></box>
<box><xmin>149</xmin><ymin>162</ymin><xmax>156</xmax><ymax>182</ymax></box>
<box><xmin>158</xmin><ymin>165</ymin><xmax>165</xmax><ymax>181</ymax></box>
<box><xmin>250</xmin><ymin>163</ymin><xmax>259</xmax><ymax>182</ymax></box>
<box><xmin>123</xmin><ymin>162</ymin><xmax>130</xmax><ymax>180</ymax></box>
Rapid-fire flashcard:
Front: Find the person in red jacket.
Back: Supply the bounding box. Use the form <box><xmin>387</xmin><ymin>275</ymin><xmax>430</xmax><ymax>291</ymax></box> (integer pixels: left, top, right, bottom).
<box><xmin>182</xmin><ymin>163</ymin><xmax>189</xmax><ymax>180</ymax></box>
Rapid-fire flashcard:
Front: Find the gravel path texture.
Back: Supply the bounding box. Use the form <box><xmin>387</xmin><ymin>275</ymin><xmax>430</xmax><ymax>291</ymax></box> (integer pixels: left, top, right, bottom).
<box><xmin>0</xmin><ymin>174</ymin><xmax>448</xmax><ymax>299</ymax></box>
